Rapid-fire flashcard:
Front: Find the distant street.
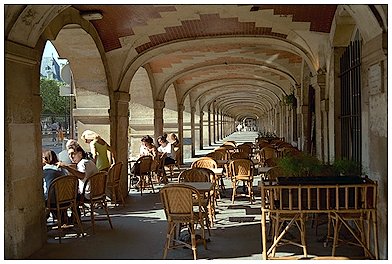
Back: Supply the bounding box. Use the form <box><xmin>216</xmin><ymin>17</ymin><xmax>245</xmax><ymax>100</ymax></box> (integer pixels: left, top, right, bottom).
<box><xmin>41</xmin><ymin>134</ymin><xmax>65</xmax><ymax>154</ymax></box>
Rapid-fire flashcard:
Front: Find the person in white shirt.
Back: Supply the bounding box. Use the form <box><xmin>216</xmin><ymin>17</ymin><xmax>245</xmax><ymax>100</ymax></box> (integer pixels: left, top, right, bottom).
<box><xmin>157</xmin><ymin>134</ymin><xmax>176</xmax><ymax>165</ymax></box>
<box><xmin>58</xmin><ymin>145</ymin><xmax>98</xmax><ymax>198</ymax></box>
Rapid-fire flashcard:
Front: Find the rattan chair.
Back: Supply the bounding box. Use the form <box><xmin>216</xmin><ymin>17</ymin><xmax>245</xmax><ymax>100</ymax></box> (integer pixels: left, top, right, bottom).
<box><xmin>134</xmin><ymin>155</ymin><xmax>154</xmax><ymax>195</ymax></box>
<box><xmin>230</xmin><ymin>151</ymin><xmax>249</xmax><ymax>160</ymax></box>
<box><xmin>236</xmin><ymin>143</ymin><xmax>253</xmax><ymax>159</ymax></box>
<box><xmin>228</xmin><ymin>158</ymin><xmax>255</xmax><ymax>204</ymax></box>
<box><xmin>261</xmin><ymin>146</ymin><xmax>277</xmax><ymax>165</ymax></box>
<box><xmin>151</xmin><ymin>153</ymin><xmax>167</xmax><ymax>184</ymax></box>
<box><xmin>47</xmin><ymin>175</ymin><xmax>84</xmax><ymax>243</ymax></box>
<box><xmin>107</xmin><ymin>162</ymin><xmax>125</xmax><ymax>206</ymax></box>
<box><xmin>165</xmin><ymin>148</ymin><xmax>181</xmax><ymax>178</ymax></box>
<box><xmin>191</xmin><ymin>157</ymin><xmax>217</xmax><ymax>170</ymax></box>
<box><xmin>82</xmin><ymin>171</ymin><xmax>113</xmax><ymax>234</ymax></box>
<box><xmin>160</xmin><ymin>184</ymin><xmax>208</xmax><ymax>260</ymax></box>
<box><xmin>178</xmin><ymin>168</ymin><xmax>216</xmax><ymax>228</ymax></box>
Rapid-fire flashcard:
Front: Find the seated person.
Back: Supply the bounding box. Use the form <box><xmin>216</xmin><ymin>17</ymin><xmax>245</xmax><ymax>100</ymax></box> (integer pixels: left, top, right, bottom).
<box><xmin>131</xmin><ymin>136</ymin><xmax>158</xmax><ymax>173</ymax></box>
<box><xmin>58</xmin><ymin>145</ymin><xmax>98</xmax><ymax>198</ymax></box>
<box><xmin>168</xmin><ymin>133</ymin><xmax>180</xmax><ymax>150</ymax></box>
<box><xmin>157</xmin><ymin>134</ymin><xmax>176</xmax><ymax>165</ymax></box>
<box><xmin>57</xmin><ymin>139</ymin><xmax>81</xmax><ymax>164</ymax></box>
<box><xmin>42</xmin><ymin>150</ymin><xmax>69</xmax><ymax>219</ymax></box>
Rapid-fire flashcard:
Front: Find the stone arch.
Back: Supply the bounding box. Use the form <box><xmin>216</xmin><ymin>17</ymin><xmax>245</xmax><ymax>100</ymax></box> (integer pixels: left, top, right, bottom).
<box><xmin>128</xmin><ymin>67</ymin><xmax>155</xmax><ymax>154</ymax></box>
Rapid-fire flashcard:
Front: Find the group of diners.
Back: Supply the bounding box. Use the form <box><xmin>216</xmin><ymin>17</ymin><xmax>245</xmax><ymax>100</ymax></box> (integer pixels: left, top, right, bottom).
<box><xmin>42</xmin><ymin>130</ymin><xmax>114</xmax><ymax>224</ymax></box>
<box><xmin>129</xmin><ymin>132</ymin><xmax>180</xmax><ymax>188</ymax></box>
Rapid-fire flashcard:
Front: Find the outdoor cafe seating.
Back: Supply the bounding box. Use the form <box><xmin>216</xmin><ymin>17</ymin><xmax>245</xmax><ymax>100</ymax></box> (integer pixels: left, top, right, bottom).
<box><xmin>260</xmin><ymin>175</ymin><xmax>379</xmax><ymax>259</ymax></box>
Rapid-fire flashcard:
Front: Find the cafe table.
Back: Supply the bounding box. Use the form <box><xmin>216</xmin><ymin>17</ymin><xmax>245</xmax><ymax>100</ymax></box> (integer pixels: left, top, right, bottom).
<box><xmin>257</xmin><ymin>166</ymin><xmax>274</xmax><ymax>178</ymax></box>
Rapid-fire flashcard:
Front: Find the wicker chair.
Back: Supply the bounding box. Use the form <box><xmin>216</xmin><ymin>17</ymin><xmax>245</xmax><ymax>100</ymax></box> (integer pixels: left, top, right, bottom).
<box><xmin>82</xmin><ymin>171</ymin><xmax>113</xmax><ymax>234</ymax></box>
<box><xmin>236</xmin><ymin>143</ymin><xmax>253</xmax><ymax>159</ymax></box>
<box><xmin>165</xmin><ymin>148</ymin><xmax>181</xmax><ymax>178</ymax></box>
<box><xmin>160</xmin><ymin>184</ymin><xmax>208</xmax><ymax>260</ymax></box>
<box><xmin>179</xmin><ymin>168</ymin><xmax>216</xmax><ymax>228</ymax></box>
<box><xmin>107</xmin><ymin>162</ymin><xmax>125</xmax><ymax>206</ymax></box>
<box><xmin>134</xmin><ymin>155</ymin><xmax>154</xmax><ymax>195</ymax></box>
<box><xmin>151</xmin><ymin>153</ymin><xmax>167</xmax><ymax>184</ymax></box>
<box><xmin>191</xmin><ymin>157</ymin><xmax>217</xmax><ymax>170</ymax></box>
<box><xmin>47</xmin><ymin>175</ymin><xmax>84</xmax><ymax>243</ymax></box>
<box><xmin>228</xmin><ymin>158</ymin><xmax>255</xmax><ymax>204</ymax></box>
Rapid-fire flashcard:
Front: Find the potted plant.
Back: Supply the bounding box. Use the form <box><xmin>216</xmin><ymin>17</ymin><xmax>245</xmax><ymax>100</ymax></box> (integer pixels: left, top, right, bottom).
<box><xmin>283</xmin><ymin>92</ymin><xmax>297</xmax><ymax>108</ymax></box>
<box><xmin>332</xmin><ymin>158</ymin><xmax>363</xmax><ymax>176</ymax></box>
<box><xmin>277</xmin><ymin>152</ymin><xmax>322</xmax><ymax>178</ymax></box>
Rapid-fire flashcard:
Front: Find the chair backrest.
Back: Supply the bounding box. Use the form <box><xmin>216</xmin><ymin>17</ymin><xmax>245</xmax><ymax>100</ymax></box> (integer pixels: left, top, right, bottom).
<box><xmin>220</xmin><ymin>144</ymin><xmax>236</xmax><ymax>153</ymax></box>
<box><xmin>264</xmin><ymin>158</ymin><xmax>278</xmax><ymax>167</ymax></box>
<box><xmin>191</xmin><ymin>157</ymin><xmax>217</xmax><ymax>169</ymax></box>
<box><xmin>137</xmin><ymin>155</ymin><xmax>153</xmax><ymax>174</ymax></box>
<box><xmin>206</xmin><ymin>150</ymin><xmax>226</xmax><ymax>161</ymax></box>
<box><xmin>213</xmin><ymin>147</ymin><xmax>230</xmax><ymax>160</ymax></box>
<box><xmin>265</xmin><ymin>166</ymin><xmax>283</xmax><ymax>182</ymax></box>
<box><xmin>228</xmin><ymin>158</ymin><xmax>254</xmax><ymax>178</ymax></box>
<box><xmin>262</xmin><ymin>146</ymin><xmax>277</xmax><ymax>160</ymax></box>
<box><xmin>230</xmin><ymin>151</ymin><xmax>249</xmax><ymax>160</ymax></box>
<box><xmin>83</xmin><ymin>171</ymin><xmax>108</xmax><ymax>201</ymax></box>
<box><xmin>237</xmin><ymin>144</ymin><xmax>252</xmax><ymax>156</ymax></box>
<box><xmin>178</xmin><ymin>168</ymin><xmax>210</xmax><ymax>183</ymax></box>
<box><xmin>222</xmin><ymin>140</ymin><xmax>236</xmax><ymax>147</ymax></box>
<box><xmin>47</xmin><ymin>175</ymin><xmax>79</xmax><ymax>208</ymax></box>
<box><xmin>160</xmin><ymin>184</ymin><xmax>201</xmax><ymax>222</ymax></box>
<box><xmin>150</xmin><ymin>153</ymin><xmax>162</xmax><ymax>172</ymax></box>
<box><xmin>107</xmin><ymin>162</ymin><xmax>123</xmax><ymax>184</ymax></box>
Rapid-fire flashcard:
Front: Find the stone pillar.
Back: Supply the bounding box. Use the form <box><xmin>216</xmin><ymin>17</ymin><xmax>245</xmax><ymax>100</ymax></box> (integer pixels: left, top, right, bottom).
<box><xmin>177</xmin><ymin>103</ymin><xmax>184</xmax><ymax>164</ymax></box>
<box><xmin>191</xmin><ymin>107</ymin><xmax>196</xmax><ymax>157</ymax></box>
<box><xmin>212</xmin><ymin>104</ymin><xmax>216</xmax><ymax>144</ymax></box>
<box><xmin>299</xmin><ymin>76</ymin><xmax>311</xmax><ymax>153</ymax></box>
<box><xmin>311</xmin><ymin>71</ymin><xmax>326</xmax><ymax>162</ymax></box>
<box><xmin>5</xmin><ymin>41</ymin><xmax>46</xmax><ymax>259</ymax></box>
<box><xmin>110</xmin><ymin>91</ymin><xmax>130</xmax><ymax>195</ymax></box>
<box><xmin>199</xmin><ymin>111</ymin><xmax>204</xmax><ymax>150</ymax></box>
<box><xmin>153</xmin><ymin>100</ymin><xmax>165</xmax><ymax>142</ymax></box>
<box><xmin>208</xmin><ymin>109</ymin><xmax>212</xmax><ymax>146</ymax></box>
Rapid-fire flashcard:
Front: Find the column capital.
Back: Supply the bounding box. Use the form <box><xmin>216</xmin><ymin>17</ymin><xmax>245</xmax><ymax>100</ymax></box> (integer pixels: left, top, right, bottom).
<box><xmin>154</xmin><ymin>100</ymin><xmax>165</xmax><ymax>109</ymax></box>
<box><xmin>178</xmin><ymin>103</ymin><xmax>185</xmax><ymax>112</ymax></box>
<box><xmin>114</xmin><ymin>91</ymin><xmax>130</xmax><ymax>103</ymax></box>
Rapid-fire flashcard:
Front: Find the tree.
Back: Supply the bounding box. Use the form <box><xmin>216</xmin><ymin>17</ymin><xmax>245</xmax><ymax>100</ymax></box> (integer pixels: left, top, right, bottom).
<box><xmin>40</xmin><ymin>78</ymin><xmax>70</xmax><ymax>116</ymax></box>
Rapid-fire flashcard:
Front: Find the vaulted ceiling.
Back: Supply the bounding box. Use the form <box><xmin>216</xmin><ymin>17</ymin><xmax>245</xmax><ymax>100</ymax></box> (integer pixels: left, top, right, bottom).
<box><xmin>72</xmin><ymin>4</ymin><xmax>337</xmax><ymax>120</ymax></box>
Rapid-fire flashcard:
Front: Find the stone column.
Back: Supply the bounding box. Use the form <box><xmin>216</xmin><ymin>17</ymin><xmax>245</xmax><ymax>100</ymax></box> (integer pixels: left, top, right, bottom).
<box><xmin>299</xmin><ymin>77</ymin><xmax>310</xmax><ymax>153</ymax></box>
<box><xmin>208</xmin><ymin>109</ymin><xmax>212</xmax><ymax>146</ymax></box>
<box><xmin>212</xmin><ymin>104</ymin><xmax>216</xmax><ymax>144</ymax></box>
<box><xmin>199</xmin><ymin>110</ymin><xmax>204</xmax><ymax>150</ymax></box>
<box><xmin>177</xmin><ymin>103</ymin><xmax>184</xmax><ymax>164</ymax></box>
<box><xmin>191</xmin><ymin>107</ymin><xmax>196</xmax><ymax>157</ymax></box>
<box><xmin>311</xmin><ymin>71</ymin><xmax>326</xmax><ymax>162</ymax></box>
<box><xmin>110</xmin><ymin>91</ymin><xmax>130</xmax><ymax>195</ymax></box>
<box><xmin>153</xmin><ymin>100</ymin><xmax>165</xmax><ymax>142</ymax></box>
<box><xmin>5</xmin><ymin>42</ymin><xmax>46</xmax><ymax>258</ymax></box>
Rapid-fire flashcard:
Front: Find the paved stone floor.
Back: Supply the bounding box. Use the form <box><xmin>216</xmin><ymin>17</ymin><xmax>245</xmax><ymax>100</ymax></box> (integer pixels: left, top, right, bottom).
<box><xmin>29</xmin><ymin>132</ymin><xmax>368</xmax><ymax>260</ymax></box>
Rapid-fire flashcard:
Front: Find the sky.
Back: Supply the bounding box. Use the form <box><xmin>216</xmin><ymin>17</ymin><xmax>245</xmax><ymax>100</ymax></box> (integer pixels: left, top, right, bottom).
<box><xmin>43</xmin><ymin>41</ymin><xmax>68</xmax><ymax>65</ymax></box>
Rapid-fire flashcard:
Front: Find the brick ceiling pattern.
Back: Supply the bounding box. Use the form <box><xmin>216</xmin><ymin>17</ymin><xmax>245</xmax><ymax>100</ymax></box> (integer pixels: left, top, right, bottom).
<box><xmin>74</xmin><ymin>5</ymin><xmax>337</xmax><ymax>53</ymax></box>
<box><xmin>71</xmin><ymin>5</ymin><xmax>337</xmax><ymax>118</ymax></box>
